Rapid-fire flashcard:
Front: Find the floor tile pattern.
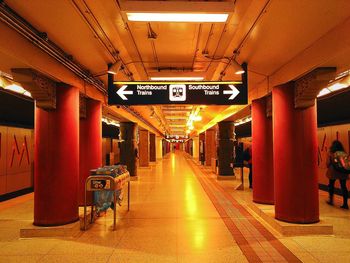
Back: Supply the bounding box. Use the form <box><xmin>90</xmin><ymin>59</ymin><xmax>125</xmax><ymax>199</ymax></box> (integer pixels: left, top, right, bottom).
<box><xmin>1</xmin><ymin>152</ymin><xmax>350</xmax><ymax>262</ymax></box>
<box><xmin>188</xmin><ymin>159</ymin><xmax>301</xmax><ymax>262</ymax></box>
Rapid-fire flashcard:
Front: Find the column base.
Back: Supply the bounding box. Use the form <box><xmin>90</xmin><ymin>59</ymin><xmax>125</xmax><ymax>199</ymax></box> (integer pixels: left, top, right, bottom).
<box><xmin>275</xmin><ymin>214</ymin><xmax>320</xmax><ymax>224</ymax></box>
<box><xmin>33</xmin><ymin>217</ymin><xmax>79</xmax><ymax>227</ymax></box>
<box><xmin>253</xmin><ymin>199</ymin><xmax>274</xmax><ymax>205</ymax></box>
<box><xmin>217</xmin><ymin>175</ymin><xmax>236</xmax><ymax>181</ymax></box>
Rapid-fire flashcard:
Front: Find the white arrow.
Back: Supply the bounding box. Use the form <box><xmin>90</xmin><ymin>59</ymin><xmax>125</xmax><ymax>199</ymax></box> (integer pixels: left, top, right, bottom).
<box><xmin>223</xmin><ymin>85</ymin><xmax>240</xmax><ymax>100</ymax></box>
<box><xmin>116</xmin><ymin>85</ymin><xmax>133</xmax><ymax>100</ymax></box>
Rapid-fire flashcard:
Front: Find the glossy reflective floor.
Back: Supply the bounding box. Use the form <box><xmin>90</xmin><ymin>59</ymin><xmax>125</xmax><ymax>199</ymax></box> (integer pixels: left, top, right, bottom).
<box><xmin>1</xmin><ymin>151</ymin><xmax>350</xmax><ymax>262</ymax></box>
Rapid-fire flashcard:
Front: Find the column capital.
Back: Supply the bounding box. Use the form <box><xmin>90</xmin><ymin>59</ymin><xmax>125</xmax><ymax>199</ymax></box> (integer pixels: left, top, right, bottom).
<box><xmin>294</xmin><ymin>67</ymin><xmax>336</xmax><ymax>109</ymax></box>
<box><xmin>11</xmin><ymin>68</ymin><xmax>57</xmax><ymax>110</ymax></box>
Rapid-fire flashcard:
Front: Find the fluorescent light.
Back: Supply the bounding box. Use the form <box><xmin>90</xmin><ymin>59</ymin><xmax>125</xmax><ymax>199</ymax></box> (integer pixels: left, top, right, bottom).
<box><xmin>5</xmin><ymin>84</ymin><xmax>26</xmax><ymax>93</ymax></box>
<box><xmin>317</xmin><ymin>82</ymin><xmax>348</xmax><ymax>97</ymax></box>
<box><xmin>169</xmin><ymin>124</ymin><xmax>186</xmax><ymax>127</ymax></box>
<box><xmin>0</xmin><ymin>76</ymin><xmax>12</xmax><ymax>88</ymax></box>
<box><xmin>4</xmin><ymin>84</ymin><xmax>32</xmax><ymax>98</ymax></box>
<box><xmin>231</xmin><ymin>60</ymin><xmax>245</xmax><ymax>75</ymax></box>
<box><xmin>102</xmin><ymin>117</ymin><xmax>120</xmax><ymax>127</ymax></box>
<box><xmin>235</xmin><ymin>70</ymin><xmax>245</xmax><ymax>75</ymax></box>
<box><xmin>127</xmin><ymin>13</ymin><xmax>228</xmax><ymax>23</ymax></box>
<box><xmin>328</xmin><ymin>83</ymin><xmax>347</xmax><ymax>92</ymax></box>
<box><xmin>317</xmin><ymin>88</ymin><xmax>331</xmax><ymax>97</ymax></box>
<box><xmin>108</xmin><ymin>61</ymin><xmax>122</xmax><ymax>75</ymax></box>
<box><xmin>150</xmin><ymin>77</ymin><xmax>204</xmax><ymax>81</ymax></box>
<box><xmin>23</xmin><ymin>91</ymin><xmax>32</xmax><ymax>97</ymax></box>
<box><xmin>234</xmin><ymin>116</ymin><xmax>251</xmax><ymax>126</ymax></box>
<box><xmin>193</xmin><ymin>116</ymin><xmax>202</xmax><ymax>121</ymax></box>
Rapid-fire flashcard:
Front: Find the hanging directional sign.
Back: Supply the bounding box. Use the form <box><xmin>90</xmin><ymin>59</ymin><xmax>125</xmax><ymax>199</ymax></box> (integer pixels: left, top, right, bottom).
<box><xmin>108</xmin><ymin>81</ymin><xmax>247</xmax><ymax>105</ymax></box>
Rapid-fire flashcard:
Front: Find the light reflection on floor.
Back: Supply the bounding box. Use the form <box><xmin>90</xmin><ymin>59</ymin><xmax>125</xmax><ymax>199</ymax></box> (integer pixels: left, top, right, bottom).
<box><xmin>0</xmin><ymin>152</ymin><xmax>350</xmax><ymax>262</ymax></box>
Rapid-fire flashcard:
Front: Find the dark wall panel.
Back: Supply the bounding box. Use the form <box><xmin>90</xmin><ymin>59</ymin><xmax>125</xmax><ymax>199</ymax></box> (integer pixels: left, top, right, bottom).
<box><xmin>102</xmin><ymin>122</ymin><xmax>119</xmax><ymax>138</ymax></box>
<box><xmin>0</xmin><ymin>90</ymin><xmax>34</xmax><ymax>128</ymax></box>
<box><xmin>317</xmin><ymin>89</ymin><xmax>350</xmax><ymax>126</ymax></box>
<box><xmin>235</xmin><ymin>122</ymin><xmax>251</xmax><ymax>138</ymax></box>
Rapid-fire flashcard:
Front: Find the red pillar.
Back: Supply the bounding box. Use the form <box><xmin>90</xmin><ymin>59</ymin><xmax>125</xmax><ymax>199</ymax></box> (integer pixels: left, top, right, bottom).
<box><xmin>79</xmin><ymin>99</ymin><xmax>102</xmax><ymax>205</ymax></box>
<box><xmin>252</xmin><ymin>97</ymin><xmax>274</xmax><ymax>204</ymax></box>
<box><xmin>273</xmin><ymin>83</ymin><xmax>319</xmax><ymax>223</ymax></box>
<box><xmin>34</xmin><ymin>86</ymin><xmax>79</xmax><ymax>226</ymax></box>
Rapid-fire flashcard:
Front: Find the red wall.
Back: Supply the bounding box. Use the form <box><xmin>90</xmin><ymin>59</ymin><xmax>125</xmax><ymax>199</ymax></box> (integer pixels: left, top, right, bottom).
<box><xmin>0</xmin><ymin>126</ymin><xmax>33</xmax><ymax>196</ymax></box>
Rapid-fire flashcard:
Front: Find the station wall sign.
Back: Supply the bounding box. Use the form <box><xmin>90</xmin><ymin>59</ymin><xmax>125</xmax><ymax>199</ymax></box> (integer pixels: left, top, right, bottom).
<box><xmin>108</xmin><ymin>81</ymin><xmax>247</xmax><ymax>105</ymax></box>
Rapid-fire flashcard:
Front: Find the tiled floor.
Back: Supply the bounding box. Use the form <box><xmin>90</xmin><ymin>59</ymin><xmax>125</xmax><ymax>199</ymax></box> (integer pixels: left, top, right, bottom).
<box><xmin>1</xmin><ymin>151</ymin><xmax>350</xmax><ymax>262</ymax></box>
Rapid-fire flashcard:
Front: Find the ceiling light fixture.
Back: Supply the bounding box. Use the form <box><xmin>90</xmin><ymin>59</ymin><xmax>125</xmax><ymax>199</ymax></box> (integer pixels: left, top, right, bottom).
<box><xmin>3</xmin><ymin>83</ymin><xmax>32</xmax><ymax>98</ymax></box>
<box><xmin>317</xmin><ymin>88</ymin><xmax>331</xmax><ymax>97</ymax></box>
<box><xmin>317</xmin><ymin>80</ymin><xmax>349</xmax><ymax>98</ymax></box>
<box><xmin>234</xmin><ymin>116</ymin><xmax>251</xmax><ymax>126</ymax></box>
<box><xmin>193</xmin><ymin>115</ymin><xmax>202</xmax><ymax>121</ymax></box>
<box><xmin>126</xmin><ymin>13</ymin><xmax>228</xmax><ymax>23</ymax></box>
<box><xmin>150</xmin><ymin>77</ymin><xmax>204</xmax><ymax>81</ymax></box>
<box><xmin>107</xmin><ymin>60</ymin><xmax>122</xmax><ymax>75</ymax></box>
<box><xmin>102</xmin><ymin>117</ymin><xmax>120</xmax><ymax>127</ymax></box>
<box><xmin>231</xmin><ymin>60</ymin><xmax>245</xmax><ymax>75</ymax></box>
<box><xmin>0</xmin><ymin>76</ymin><xmax>12</xmax><ymax>88</ymax></box>
<box><xmin>327</xmin><ymin>83</ymin><xmax>347</xmax><ymax>92</ymax></box>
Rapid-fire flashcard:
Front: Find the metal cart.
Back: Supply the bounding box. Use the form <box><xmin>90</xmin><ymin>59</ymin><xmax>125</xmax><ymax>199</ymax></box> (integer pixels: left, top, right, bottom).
<box><xmin>83</xmin><ymin>171</ymin><xmax>130</xmax><ymax>231</ymax></box>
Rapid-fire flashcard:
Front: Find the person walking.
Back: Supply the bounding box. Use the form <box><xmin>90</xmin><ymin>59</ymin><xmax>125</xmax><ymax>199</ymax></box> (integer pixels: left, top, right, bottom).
<box><xmin>243</xmin><ymin>145</ymin><xmax>253</xmax><ymax>189</ymax></box>
<box><xmin>247</xmin><ymin>146</ymin><xmax>252</xmax><ymax>189</ymax></box>
<box><xmin>326</xmin><ymin>140</ymin><xmax>349</xmax><ymax>209</ymax></box>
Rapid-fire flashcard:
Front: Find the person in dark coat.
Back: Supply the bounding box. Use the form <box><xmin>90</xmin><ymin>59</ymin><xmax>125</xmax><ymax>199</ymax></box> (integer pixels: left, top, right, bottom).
<box><xmin>247</xmin><ymin>146</ymin><xmax>252</xmax><ymax>189</ymax></box>
<box><xmin>326</xmin><ymin>140</ymin><xmax>349</xmax><ymax>209</ymax></box>
<box><xmin>243</xmin><ymin>145</ymin><xmax>253</xmax><ymax>189</ymax></box>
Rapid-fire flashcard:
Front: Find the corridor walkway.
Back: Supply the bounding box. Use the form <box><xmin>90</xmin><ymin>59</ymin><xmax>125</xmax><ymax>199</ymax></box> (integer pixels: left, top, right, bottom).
<box><xmin>0</xmin><ymin>151</ymin><xmax>349</xmax><ymax>262</ymax></box>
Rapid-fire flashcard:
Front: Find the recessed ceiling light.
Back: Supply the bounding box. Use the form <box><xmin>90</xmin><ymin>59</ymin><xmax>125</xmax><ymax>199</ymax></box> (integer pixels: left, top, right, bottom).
<box><xmin>126</xmin><ymin>13</ymin><xmax>228</xmax><ymax>23</ymax></box>
<box><xmin>150</xmin><ymin>77</ymin><xmax>204</xmax><ymax>81</ymax></box>
<box><xmin>193</xmin><ymin>116</ymin><xmax>202</xmax><ymax>121</ymax></box>
<box><xmin>231</xmin><ymin>60</ymin><xmax>245</xmax><ymax>75</ymax></box>
<box><xmin>235</xmin><ymin>70</ymin><xmax>245</xmax><ymax>75</ymax></box>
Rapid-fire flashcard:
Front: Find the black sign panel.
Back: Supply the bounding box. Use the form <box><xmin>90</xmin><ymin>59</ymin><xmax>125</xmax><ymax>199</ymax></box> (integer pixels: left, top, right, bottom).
<box><xmin>108</xmin><ymin>81</ymin><xmax>247</xmax><ymax>105</ymax></box>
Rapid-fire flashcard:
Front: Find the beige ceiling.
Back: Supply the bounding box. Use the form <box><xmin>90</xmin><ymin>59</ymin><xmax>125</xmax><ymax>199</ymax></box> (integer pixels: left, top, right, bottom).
<box><xmin>1</xmin><ymin>0</ymin><xmax>350</xmax><ymax>136</ymax></box>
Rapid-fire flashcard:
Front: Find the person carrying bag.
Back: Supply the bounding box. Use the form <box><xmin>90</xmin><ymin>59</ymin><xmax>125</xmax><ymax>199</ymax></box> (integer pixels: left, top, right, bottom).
<box><xmin>326</xmin><ymin>140</ymin><xmax>350</xmax><ymax>209</ymax></box>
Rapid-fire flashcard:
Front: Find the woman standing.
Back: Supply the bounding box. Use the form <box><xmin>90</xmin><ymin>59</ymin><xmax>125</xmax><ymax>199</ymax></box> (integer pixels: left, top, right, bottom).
<box><xmin>326</xmin><ymin>140</ymin><xmax>349</xmax><ymax>209</ymax></box>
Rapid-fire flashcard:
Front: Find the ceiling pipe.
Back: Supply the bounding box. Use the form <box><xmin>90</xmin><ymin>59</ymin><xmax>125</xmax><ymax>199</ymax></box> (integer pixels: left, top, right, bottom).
<box><xmin>0</xmin><ymin>0</ymin><xmax>163</xmax><ymax>136</ymax></box>
<box><xmin>206</xmin><ymin>23</ymin><xmax>228</xmax><ymax>71</ymax></box>
<box><xmin>71</xmin><ymin>0</ymin><xmax>134</xmax><ymax>80</ymax></box>
<box><xmin>0</xmin><ymin>1</ymin><xmax>106</xmax><ymax>94</ymax></box>
<box><xmin>219</xmin><ymin>0</ymin><xmax>271</xmax><ymax>78</ymax></box>
<box><xmin>202</xmin><ymin>24</ymin><xmax>214</xmax><ymax>56</ymax></box>
<box><xmin>147</xmin><ymin>23</ymin><xmax>160</xmax><ymax>72</ymax></box>
<box><xmin>120</xmin><ymin>18</ymin><xmax>149</xmax><ymax>78</ymax></box>
<box><xmin>191</xmin><ymin>24</ymin><xmax>202</xmax><ymax>71</ymax></box>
